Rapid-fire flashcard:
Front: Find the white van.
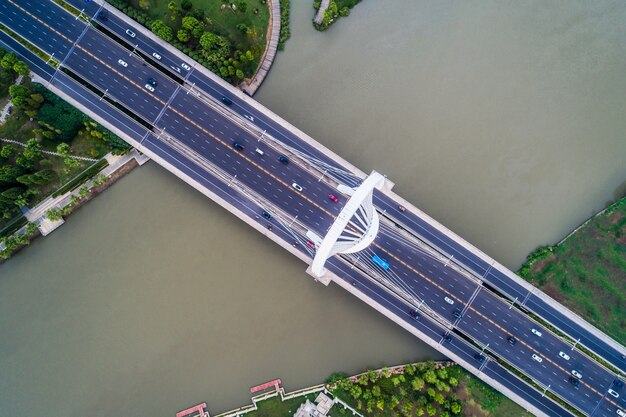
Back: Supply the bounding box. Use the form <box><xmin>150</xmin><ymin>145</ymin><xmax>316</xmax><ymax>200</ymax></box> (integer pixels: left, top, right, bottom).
<box><xmin>255</xmin><ymin>148</ymin><xmax>264</xmax><ymax>156</ymax></box>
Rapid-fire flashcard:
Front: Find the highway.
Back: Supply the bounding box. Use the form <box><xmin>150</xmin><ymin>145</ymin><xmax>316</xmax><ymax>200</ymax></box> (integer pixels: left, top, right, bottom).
<box><xmin>1</xmin><ymin>1</ymin><xmax>624</xmax><ymax>416</ymax></box>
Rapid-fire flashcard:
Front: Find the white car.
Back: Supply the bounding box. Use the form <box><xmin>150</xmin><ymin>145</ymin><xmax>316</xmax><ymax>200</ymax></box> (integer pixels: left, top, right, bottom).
<box><xmin>117</xmin><ymin>59</ymin><xmax>128</xmax><ymax>67</ymax></box>
<box><xmin>532</xmin><ymin>354</ymin><xmax>543</xmax><ymax>363</ymax></box>
<box><xmin>444</xmin><ymin>296</ymin><xmax>454</xmax><ymax>305</ymax></box>
<box><xmin>291</xmin><ymin>183</ymin><xmax>303</xmax><ymax>192</ymax></box>
<box><xmin>181</xmin><ymin>62</ymin><xmax>191</xmax><ymax>71</ymax></box>
<box><xmin>608</xmin><ymin>389</ymin><xmax>619</xmax><ymax>398</ymax></box>
<box><xmin>571</xmin><ymin>370</ymin><xmax>582</xmax><ymax>379</ymax></box>
<box><xmin>531</xmin><ymin>328</ymin><xmax>542</xmax><ymax>337</ymax></box>
<box><xmin>616</xmin><ymin>408</ymin><xmax>625</xmax><ymax>416</ymax></box>
<box><xmin>152</xmin><ymin>52</ymin><xmax>162</xmax><ymax>60</ymax></box>
<box><xmin>558</xmin><ymin>351</ymin><xmax>570</xmax><ymax>360</ymax></box>
<box><xmin>125</xmin><ymin>29</ymin><xmax>136</xmax><ymax>38</ymax></box>
<box><xmin>144</xmin><ymin>83</ymin><xmax>155</xmax><ymax>92</ymax></box>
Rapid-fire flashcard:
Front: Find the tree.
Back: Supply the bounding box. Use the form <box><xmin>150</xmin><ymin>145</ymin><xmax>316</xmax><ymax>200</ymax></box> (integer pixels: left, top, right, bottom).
<box><xmin>151</xmin><ymin>20</ymin><xmax>173</xmax><ymax>42</ymax></box>
<box><xmin>181</xmin><ymin>0</ymin><xmax>193</xmax><ymax>10</ymax></box>
<box><xmin>138</xmin><ymin>0</ymin><xmax>150</xmax><ymax>10</ymax></box>
<box><xmin>9</xmin><ymin>84</ymin><xmax>31</xmax><ymax>108</ymax></box>
<box><xmin>236</xmin><ymin>23</ymin><xmax>248</xmax><ymax>33</ymax></box>
<box><xmin>237</xmin><ymin>1</ymin><xmax>247</xmax><ymax>12</ymax></box>
<box><xmin>411</xmin><ymin>376</ymin><xmax>425</xmax><ymax>391</ymax></box>
<box><xmin>23</xmin><ymin>138</ymin><xmax>42</xmax><ymax>161</ymax></box>
<box><xmin>46</xmin><ymin>208</ymin><xmax>62</xmax><ymax>221</ymax></box>
<box><xmin>0</xmin><ymin>165</ymin><xmax>24</xmax><ymax>184</ymax></box>
<box><xmin>235</xmin><ymin>69</ymin><xmax>244</xmax><ymax>79</ymax></box>
<box><xmin>450</xmin><ymin>401</ymin><xmax>462</xmax><ymax>414</ymax></box>
<box><xmin>0</xmin><ymin>145</ymin><xmax>16</xmax><ymax>159</ymax></box>
<box><xmin>182</xmin><ymin>15</ymin><xmax>200</xmax><ymax>31</ymax></box>
<box><xmin>1</xmin><ymin>52</ymin><xmax>17</xmax><ymax>71</ymax></box>
<box><xmin>177</xmin><ymin>29</ymin><xmax>191</xmax><ymax>42</ymax></box>
<box><xmin>13</xmin><ymin>60</ymin><xmax>29</xmax><ymax>76</ymax></box>
<box><xmin>423</xmin><ymin>370</ymin><xmax>438</xmax><ymax>384</ymax></box>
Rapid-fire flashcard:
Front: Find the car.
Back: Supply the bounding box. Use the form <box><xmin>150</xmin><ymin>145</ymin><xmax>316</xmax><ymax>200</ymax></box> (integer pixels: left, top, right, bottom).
<box><xmin>125</xmin><ymin>29</ymin><xmax>136</xmax><ymax>38</ymax></box>
<box><xmin>255</xmin><ymin>148</ymin><xmax>264</xmax><ymax>156</ymax></box>
<box><xmin>571</xmin><ymin>370</ymin><xmax>582</xmax><ymax>379</ymax></box>
<box><xmin>443</xmin><ymin>334</ymin><xmax>452</xmax><ymax>343</ymax></box>
<box><xmin>244</xmin><ymin>114</ymin><xmax>255</xmax><ymax>122</ymax></box>
<box><xmin>508</xmin><ymin>336</ymin><xmax>517</xmax><ymax>345</ymax></box>
<box><xmin>117</xmin><ymin>59</ymin><xmax>128</xmax><ymax>67</ymax></box>
<box><xmin>152</xmin><ymin>52</ymin><xmax>162</xmax><ymax>60</ymax></box>
<box><xmin>398</xmin><ymin>205</ymin><xmax>406</xmax><ymax>212</ymax></box>
<box><xmin>531</xmin><ymin>354</ymin><xmax>543</xmax><ymax>363</ymax></box>
<box><xmin>278</xmin><ymin>155</ymin><xmax>289</xmax><ymax>165</ymax></box>
<box><xmin>408</xmin><ymin>309</ymin><xmax>420</xmax><ymax>320</ymax></box>
<box><xmin>262</xmin><ymin>211</ymin><xmax>271</xmax><ymax>220</ymax></box>
<box><xmin>531</xmin><ymin>328</ymin><xmax>542</xmax><ymax>337</ymax></box>
<box><xmin>305</xmin><ymin>241</ymin><xmax>315</xmax><ymax>249</ymax></box>
<box><xmin>453</xmin><ymin>308</ymin><xmax>463</xmax><ymax>319</ymax></box>
<box><xmin>559</xmin><ymin>351</ymin><xmax>570</xmax><ymax>360</ymax></box>
<box><xmin>444</xmin><ymin>296</ymin><xmax>454</xmax><ymax>305</ymax></box>
<box><xmin>608</xmin><ymin>389</ymin><xmax>620</xmax><ymax>398</ymax></box>
<box><xmin>221</xmin><ymin>96</ymin><xmax>233</xmax><ymax>105</ymax></box>
<box><xmin>474</xmin><ymin>353</ymin><xmax>485</xmax><ymax>363</ymax></box>
<box><xmin>181</xmin><ymin>62</ymin><xmax>191</xmax><ymax>71</ymax></box>
<box><xmin>233</xmin><ymin>142</ymin><xmax>244</xmax><ymax>151</ymax></box>
<box><xmin>291</xmin><ymin>183</ymin><xmax>303</xmax><ymax>192</ymax></box>
<box><xmin>97</xmin><ymin>11</ymin><xmax>108</xmax><ymax>21</ymax></box>
<box><xmin>616</xmin><ymin>409</ymin><xmax>626</xmax><ymax>417</ymax></box>
<box><xmin>569</xmin><ymin>377</ymin><xmax>580</xmax><ymax>387</ymax></box>
<box><xmin>144</xmin><ymin>83</ymin><xmax>155</xmax><ymax>92</ymax></box>
<box><xmin>171</xmin><ymin>66</ymin><xmax>181</xmax><ymax>73</ymax></box>
<box><xmin>329</xmin><ymin>193</ymin><xmax>339</xmax><ymax>203</ymax></box>
<box><xmin>147</xmin><ymin>77</ymin><xmax>157</xmax><ymax>86</ymax></box>
<box><xmin>371</xmin><ymin>254</ymin><xmax>390</xmax><ymax>270</ymax></box>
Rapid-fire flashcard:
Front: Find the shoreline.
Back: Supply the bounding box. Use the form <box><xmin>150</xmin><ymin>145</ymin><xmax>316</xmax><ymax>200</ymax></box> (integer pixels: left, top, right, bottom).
<box><xmin>0</xmin><ymin>152</ymin><xmax>142</xmax><ymax>263</ymax></box>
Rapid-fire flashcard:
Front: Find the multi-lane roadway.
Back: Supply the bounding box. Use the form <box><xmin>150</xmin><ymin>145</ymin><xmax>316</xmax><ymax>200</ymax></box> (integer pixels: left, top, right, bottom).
<box><xmin>1</xmin><ymin>1</ymin><xmax>624</xmax><ymax>416</ymax></box>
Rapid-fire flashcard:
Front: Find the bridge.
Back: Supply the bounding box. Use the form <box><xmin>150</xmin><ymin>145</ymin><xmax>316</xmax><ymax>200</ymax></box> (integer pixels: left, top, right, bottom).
<box><xmin>1</xmin><ymin>1</ymin><xmax>624</xmax><ymax>416</ymax></box>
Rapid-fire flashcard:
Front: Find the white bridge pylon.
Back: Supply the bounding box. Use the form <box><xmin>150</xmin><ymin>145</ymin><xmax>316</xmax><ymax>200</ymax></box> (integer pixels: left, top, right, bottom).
<box><xmin>310</xmin><ymin>171</ymin><xmax>386</xmax><ymax>277</ymax></box>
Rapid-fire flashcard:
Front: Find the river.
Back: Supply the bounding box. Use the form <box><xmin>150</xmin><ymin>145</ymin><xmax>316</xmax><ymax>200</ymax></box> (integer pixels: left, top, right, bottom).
<box><xmin>1</xmin><ymin>1</ymin><xmax>625</xmax><ymax>416</ymax></box>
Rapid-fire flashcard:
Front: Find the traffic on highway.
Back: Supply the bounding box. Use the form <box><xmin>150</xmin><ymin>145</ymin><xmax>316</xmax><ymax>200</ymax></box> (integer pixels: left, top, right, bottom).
<box><xmin>0</xmin><ymin>1</ymin><xmax>624</xmax><ymax>416</ymax></box>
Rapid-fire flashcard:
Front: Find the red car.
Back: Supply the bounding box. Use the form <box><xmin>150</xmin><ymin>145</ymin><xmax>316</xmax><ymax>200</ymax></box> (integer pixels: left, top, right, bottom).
<box><xmin>328</xmin><ymin>193</ymin><xmax>339</xmax><ymax>203</ymax></box>
<box><xmin>306</xmin><ymin>241</ymin><xmax>316</xmax><ymax>249</ymax></box>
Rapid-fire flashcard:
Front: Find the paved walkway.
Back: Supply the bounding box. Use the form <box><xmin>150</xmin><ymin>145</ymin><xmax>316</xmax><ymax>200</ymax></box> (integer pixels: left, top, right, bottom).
<box><xmin>240</xmin><ymin>0</ymin><xmax>280</xmax><ymax>96</ymax></box>
<box><xmin>314</xmin><ymin>0</ymin><xmax>330</xmax><ymax>25</ymax></box>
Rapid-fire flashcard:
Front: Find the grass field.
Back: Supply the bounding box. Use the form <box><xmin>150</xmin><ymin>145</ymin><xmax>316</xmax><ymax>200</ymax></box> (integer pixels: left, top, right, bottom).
<box><xmin>519</xmin><ymin>198</ymin><xmax>626</xmax><ymax>344</ymax></box>
<box><xmin>128</xmin><ymin>0</ymin><xmax>269</xmax><ymax>75</ymax></box>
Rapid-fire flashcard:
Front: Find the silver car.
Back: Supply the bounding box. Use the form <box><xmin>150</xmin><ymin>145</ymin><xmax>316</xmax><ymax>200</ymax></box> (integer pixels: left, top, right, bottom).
<box><xmin>144</xmin><ymin>83</ymin><xmax>155</xmax><ymax>92</ymax></box>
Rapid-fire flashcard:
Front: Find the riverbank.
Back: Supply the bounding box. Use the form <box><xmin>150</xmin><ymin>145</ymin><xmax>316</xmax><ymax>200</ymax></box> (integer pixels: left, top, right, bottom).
<box><xmin>0</xmin><ymin>151</ymin><xmax>146</xmax><ymax>261</ymax></box>
<box><xmin>188</xmin><ymin>360</ymin><xmax>532</xmax><ymax>417</ymax></box>
<box><xmin>313</xmin><ymin>0</ymin><xmax>361</xmax><ymax>31</ymax></box>
<box><xmin>518</xmin><ymin>197</ymin><xmax>626</xmax><ymax>345</ymax></box>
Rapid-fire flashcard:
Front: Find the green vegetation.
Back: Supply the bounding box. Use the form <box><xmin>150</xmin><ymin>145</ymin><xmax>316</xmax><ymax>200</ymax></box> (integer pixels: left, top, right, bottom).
<box><xmin>105</xmin><ymin>0</ymin><xmax>272</xmax><ymax>83</ymax></box>
<box><xmin>277</xmin><ymin>0</ymin><xmax>290</xmax><ymax>50</ymax></box>
<box><xmin>519</xmin><ymin>197</ymin><xmax>626</xmax><ymax>344</ymax></box>
<box><xmin>0</xmin><ymin>221</ymin><xmax>38</xmax><ymax>260</ymax></box>
<box><xmin>328</xmin><ymin>363</ymin><xmax>532</xmax><ymax>417</ymax></box>
<box><xmin>313</xmin><ymin>0</ymin><xmax>361</xmax><ymax>31</ymax></box>
<box><xmin>233</xmin><ymin>393</ymin><xmax>317</xmax><ymax>417</ymax></box>
<box><xmin>0</xmin><ymin>48</ymin><xmax>128</xmax><ymax>235</ymax></box>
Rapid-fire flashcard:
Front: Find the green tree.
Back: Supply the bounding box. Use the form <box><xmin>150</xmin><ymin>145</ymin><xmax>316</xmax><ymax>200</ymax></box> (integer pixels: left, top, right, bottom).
<box><xmin>181</xmin><ymin>0</ymin><xmax>193</xmax><ymax>10</ymax></box>
<box><xmin>423</xmin><ymin>370</ymin><xmax>438</xmax><ymax>384</ymax></box>
<box><xmin>177</xmin><ymin>29</ymin><xmax>191</xmax><ymax>43</ymax></box>
<box><xmin>138</xmin><ymin>0</ymin><xmax>150</xmax><ymax>10</ymax></box>
<box><xmin>426</xmin><ymin>403</ymin><xmax>436</xmax><ymax>416</ymax></box>
<box><xmin>151</xmin><ymin>20</ymin><xmax>174</xmax><ymax>42</ymax></box>
<box><xmin>451</xmin><ymin>401</ymin><xmax>462</xmax><ymax>414</ymax></box>
<box><xmin>235</xmin><ymin>69</ymin><xmax>244</xmax><ymax>79</ymax></box>
<box><xmin>181</xmin><ymin>15</ymin><xmax>200</xmax><ymax>31</ymax></box>
<box><xmin>1</xmin><ymin>52</ymin><xmax>17</xmax><ymax>71</ymax></box>
<box><xmin>237</xmin><ymin>1</ymin><xmax>247</xmax><ymax>12</ymax></box>
<box><xmin>23</xmin><ymin>138</ymin><xmax>42</xmax><ymax>161</ymax></box>
<box><xmin>0</xmin><ymin>145</ymin><xmax>16</xmax><ymax>158</ymax></box>
<box><xmin>13</xmin><ymin>60</ymin><xmax>30</xmax><ymax>76</ymax></box>
<box><xmin>46</xmin><ymin>207</ymin><xmax>62</xmax><ymax>221</ymax></box>
<box><xmin>401</xmin><ymin>401</ymin><xmax>413</xmax><ymax>417</ymax></box>
<box><xmin>9</xmin><ymin>84</ymin><xmax>31</xmax><ymax>108</ymax></box>
<box><xmin>411</xmin><ymin>376</ymin><xmax>425</xmax><ymax>391</ymax></box>
<box><xmin>236</xmin><ymin>23</ymin><xmax>248</xmax><ymax>33</ymax></box>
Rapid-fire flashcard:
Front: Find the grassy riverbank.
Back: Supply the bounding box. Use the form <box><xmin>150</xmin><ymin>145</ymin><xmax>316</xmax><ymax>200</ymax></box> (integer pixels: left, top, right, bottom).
<box><xmin>212</xmin><ymin>362</ymin><xmax>532</xmax><ymax>417</ymax></box>
<box><xmin>519</xmin><ymin>197</ymin><xmax>626</xmax><ymax>344</ymax></box>
<box><xmin>313</xmin><ymin>0</ymin><xmax>362</xmax><ymax>31</ymax></box>
<box><xmin>106</xmin><ymin>0</ymin><xmax>271</xmax><ymax>83</ymax></box>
